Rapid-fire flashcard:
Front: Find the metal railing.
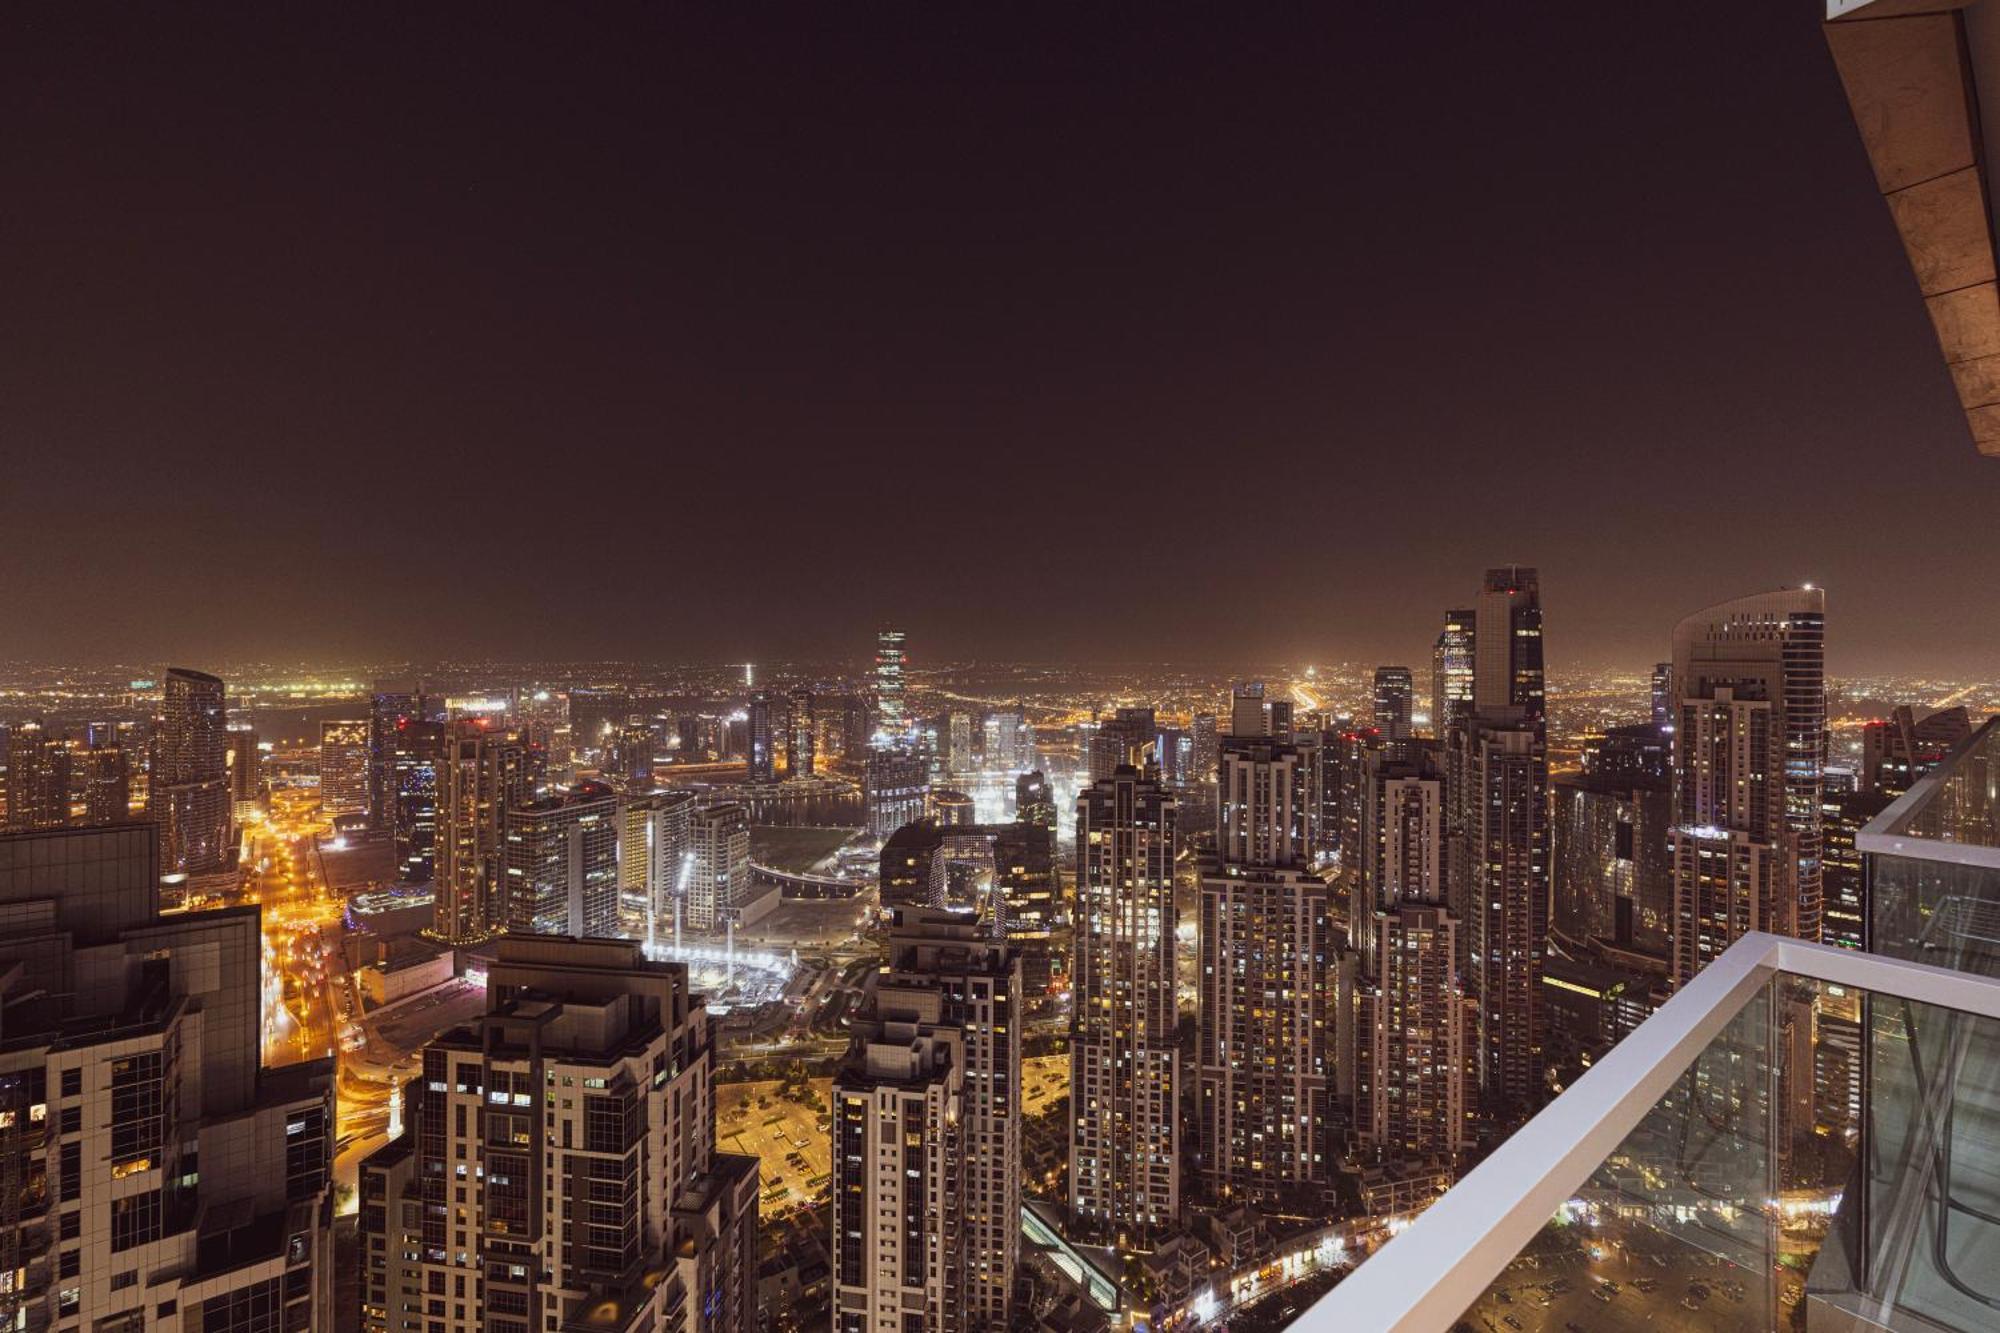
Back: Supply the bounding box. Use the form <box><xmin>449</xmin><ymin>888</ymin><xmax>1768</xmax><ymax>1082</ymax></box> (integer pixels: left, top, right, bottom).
<box><xmin>1287</xmin><ymin>931</ymin><xmax>2000</xmax><ymax>1332</ymax></box>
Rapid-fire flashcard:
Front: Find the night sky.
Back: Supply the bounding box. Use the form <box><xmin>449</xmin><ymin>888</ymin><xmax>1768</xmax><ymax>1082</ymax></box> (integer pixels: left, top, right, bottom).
<box><xmin>5</xmin><ymin>4</ymin><xmax>1993</xmax><ymax>674</ymax></box>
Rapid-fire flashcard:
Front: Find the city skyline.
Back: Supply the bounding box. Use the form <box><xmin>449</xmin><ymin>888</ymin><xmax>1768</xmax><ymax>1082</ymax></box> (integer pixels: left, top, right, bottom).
<box><xmin>5</xmin><ymin>2</ymin><xmax>2000</xmax><ymax>1330</ymax></box>
<box><xmin>6</xmin><ymin>4</ymin><xmax>1999</xmax><ymax>673</ymax></box>
<box><xmin>0</xmin><ymin>594</ymin><xmax>1960</xmax><ymax>683</ymax></box>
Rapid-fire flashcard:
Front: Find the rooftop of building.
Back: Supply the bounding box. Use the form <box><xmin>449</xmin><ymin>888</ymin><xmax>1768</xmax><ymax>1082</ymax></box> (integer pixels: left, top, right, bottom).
<box><xmin>360</xmin><ymin>1128</ymin><xmax>415</xmax><ymax>1174</ymax></box>
<box><xmin>0</xmin><ymin>955</ymin><xmax>181</xmax><ymax>1054</ymax></box>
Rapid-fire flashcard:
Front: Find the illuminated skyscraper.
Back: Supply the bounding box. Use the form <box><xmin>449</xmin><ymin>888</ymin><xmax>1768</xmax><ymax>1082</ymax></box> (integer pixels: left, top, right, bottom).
<box><xmin>1088</xmin><ymin>707</ymin><xmax>1156</xmax><ymax>781</ymax></box>
<box><xmin>368</xmin><ymin>679</ymin><xmax>421</xmax><ymax>835</ymax></box>
<box><xmin>1179</xmin><ymin>710</ymin><xmax>1221</xmax><ymax>836</ymax></box>
<box><xmin>226</xmin><ymin>725</ymin><xmax>262</xmax><ymax>816</ymax></box>
<box><xmin>1667</xmin><ymin>587</ymin><xmax>1826</xmax><ymax>981</ymax></box>
<box><xmin>618</xmin><ymin>788</ymin><xmax>695</xmax><ymax>942</ymax></box>
<box><xmin>612</xmin><ymin>718</ymin><xmax>656</xmax><ymax>791</ymax></box>
<box><xmin>1861</xmin><ymin>703</ymin><xmax>1971</xmax><ymax>797</ymax></box>
<box><xmin>318</xmin><ymin>718</ymin><xmax>370</xmax><ymax>818</ymax></box>
<box><xmin>788</xmin><ymin>686</ymin><xmax>816</xmax><ymax>777</ymax></box>
<box><xmin>1192</xmin><ymin>712</ymin><xmax>1219</xmax><ymax>780</ymax></box>
<box><xmin>502</xmin><ymin>780</ymin><xmax>620</xmax><ymax>938</ymax></box>
<box><xmin>78</xmin><ymin>734</ymin><xmax>130</xmax><ymax>826</ymax></box>
<box><xmin>1364</xmin><ymin>903</ymin><xmax>1466</xmax><ymax>1164</ymax></box>
<box><xmin>392</xmin><ymin>718</ymin><xmax>444</xmax><ymax>884</ymax></box>
<box><xmin>360</xmin><ymin>937</ymin><xmax>758</xmax><ymax>1333</ymax></box>
<box><xmin>1354</xmin><ymin>737</ymin><xmax>1465</xmax><ymax>1179</ymax></box>
<box><xmin>516</xmin><ymin>687</ymin><xmax>573</xmax><ymax>782</ymax></box>
<box><xmin>864</xmin><ymin>748</ymin><xmax>927</xmax><ymax>840</ymax></box>
<box><xmin>874</xmin><ymin>626</ymin><xmax>907</xmax><ymax>743</ymax></box>
<box><xmin>1071</xmin><ymin>766</ymin><xmax>1180</xmax><ymax>1242</ymax></box>
<box><xmin>1451</xmin><ymin>719</ymin><xmax>1549</xmax><ymax>1128</ymax></box>
<box><xmin>1327</xmin><ymin>726</ymin><xmax>1382</xmax><ymax>870</ymax></box>
<box><xmin>945</xmin><ymin>710</ymin><xmax>973</xmax><ymax>776</ymax></box>
<box><xmin>1446</xmin><ymin>568</ymin><xmax>1549</xmax><ymax>1131</ymax></box>
<box><xmin>1373</xmin><ymin>665</ymin><xmax>1415</xmax><ymax>742</ymax></box>
<box><xmin>746</xmin><ymin>690</ymin><xmax>777</xmax><ymax>783</ymax></box>
<box><xmin>1823</xmin><ymin>787</ymin><xmax>1891</xmax><ymax>954</ymax></box>
<box><xmin>1552</xmin><ymin>760</ymin><xmax>1673</xmax><ymax>958</ymax></box>
<box><xmin>1650</xmin><ymin>661</ymin><xmax>1673</xmax><ymax>729</ymax></box>
<box><xmin>433</xmin><ymin>722</ymin><xmax>529</xmax><ymax>942</ymax></box>
<box><xmin>983</xmin><ymin>706</ymin><xmax>1028</xmax><ymax>774</ymax></box>
<box><xmin>1473</xmin><ymin>565</ymin><xmax>1544</xmax><ymax>721</ymax></box>
<box><xmin>5</xmin><ymin>722</ymin><xmax>70</xmax><ymax>830</ymax></box>
<box><xmin>1358</xmin><ymin>746</ymin><xmax>1447</xmax><ymax>925</ymax></box>
<box><xmin>1015</xmin><ymin>768</ymin><xmax>1055</xmax><ymax>832</ymax></box>
<box><xmin>833</xmin><ymin>909</ymin><xmax>1021</xmax><ymax>1331</ymax></box>
<box><xmin>687</xmin><ymin>800</ymin><xmax>749</xmax><ymax>931</ymax></box>
<box><xmin>149</xmin><ymin>666</ymin><xmax>233</xmax><ymax>880</ymax></box>
<box><xmin>1199</xmin><ymin>734</ymin><xmax>1333</xmax><ymax>1207</ymax></box>
<box><xmin>1157</xmin><ymin>724</ymin><xmax>1186</xmax><ymax>785</ymax></box>
<box><xmin>1431</xmin><ymin>608</ymin><xmax>1475</xmax><ymax>739</ymax></box>
<box><xmin>1229</xmin><ymin>681</ymin><xmax>1267</xmax><ymax>737</ymax></box>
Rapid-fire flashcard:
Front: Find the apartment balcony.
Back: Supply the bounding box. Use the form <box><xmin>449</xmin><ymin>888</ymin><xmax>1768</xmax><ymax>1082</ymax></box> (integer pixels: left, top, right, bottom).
<box><xmin>1292</xmin><ymin>720</ymin><xmax>2000</xmax><ymax>1332</ymax></box>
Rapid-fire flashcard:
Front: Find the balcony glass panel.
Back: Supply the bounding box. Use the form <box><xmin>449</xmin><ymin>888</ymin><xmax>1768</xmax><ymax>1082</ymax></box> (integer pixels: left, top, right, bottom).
<box><xmin>1450</xmin><ymin>980</ymin><xmax>1782</xmax><ymax>1331</ymax></box>
<box><xmin>1288</xmin><ymin>936</ymin><xmax>2000</xmax><ymax>1333</ymax></box>
<box><xmin>1865</xmin><ymin>718</ymin><xmax>2000</xmax><ymax>972</ymax></box>
<box><xmin>1858</xmin><ymin>989</ymin><xmax>2000</xmax><ymax>1329</ymax></box>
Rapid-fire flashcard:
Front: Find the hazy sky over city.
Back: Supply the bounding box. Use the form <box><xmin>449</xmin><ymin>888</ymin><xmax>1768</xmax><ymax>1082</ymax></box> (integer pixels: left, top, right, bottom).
<box><xmin>3</xmin><ymin>4</ymin><xmax>1995</xmax><ymax>676</ymax></box>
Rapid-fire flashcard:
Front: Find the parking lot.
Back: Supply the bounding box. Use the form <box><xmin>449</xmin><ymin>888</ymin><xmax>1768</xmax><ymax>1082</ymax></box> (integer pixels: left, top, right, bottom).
<box><xmin>717</xmin><ymin>1079</ymin><xmax>834</xmax><ymax>1214</ymax></box>
<box><xmin>1023</xmin><ymin>1053</ymin><xmax>1067</xmax><ymax>1110</ymax></box>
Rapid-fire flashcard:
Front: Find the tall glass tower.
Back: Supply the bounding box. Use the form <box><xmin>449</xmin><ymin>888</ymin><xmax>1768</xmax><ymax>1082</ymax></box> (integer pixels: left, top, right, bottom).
<box><xmin>873</xmin><ymin>626</ymin><xmax>906</xmax><ymax>744</ymax></box>
<box><xmin>150</xmin><ymin>666</ymin><xmax>232</xmax><ymax>879</ymax></box>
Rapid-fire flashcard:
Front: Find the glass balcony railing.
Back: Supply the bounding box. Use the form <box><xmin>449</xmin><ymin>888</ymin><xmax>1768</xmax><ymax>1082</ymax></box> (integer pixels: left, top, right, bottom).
<box><xmin>1287</xmin><ymin>928</ymin><xmax>2000</xmax><ymax>1332</ymax></box>
<box><xmin>1862</xmin><ymin>716</ymin><xmax>2000</xmax><ymax>973</ymax></box>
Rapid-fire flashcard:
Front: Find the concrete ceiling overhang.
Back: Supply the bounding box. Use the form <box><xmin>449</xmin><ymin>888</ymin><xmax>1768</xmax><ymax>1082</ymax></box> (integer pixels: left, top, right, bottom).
<box><xmin>1829</xmin><ymin>0</ymin><xmax>2000</xmax><ymax>456</ymax></box>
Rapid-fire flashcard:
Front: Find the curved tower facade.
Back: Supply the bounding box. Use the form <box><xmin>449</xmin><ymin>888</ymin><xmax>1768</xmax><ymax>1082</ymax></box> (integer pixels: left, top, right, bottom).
<box><xmin>1668</xmin><ymin>587</ymin><xmax>1826</xmax><ymax>983</ymax></box>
